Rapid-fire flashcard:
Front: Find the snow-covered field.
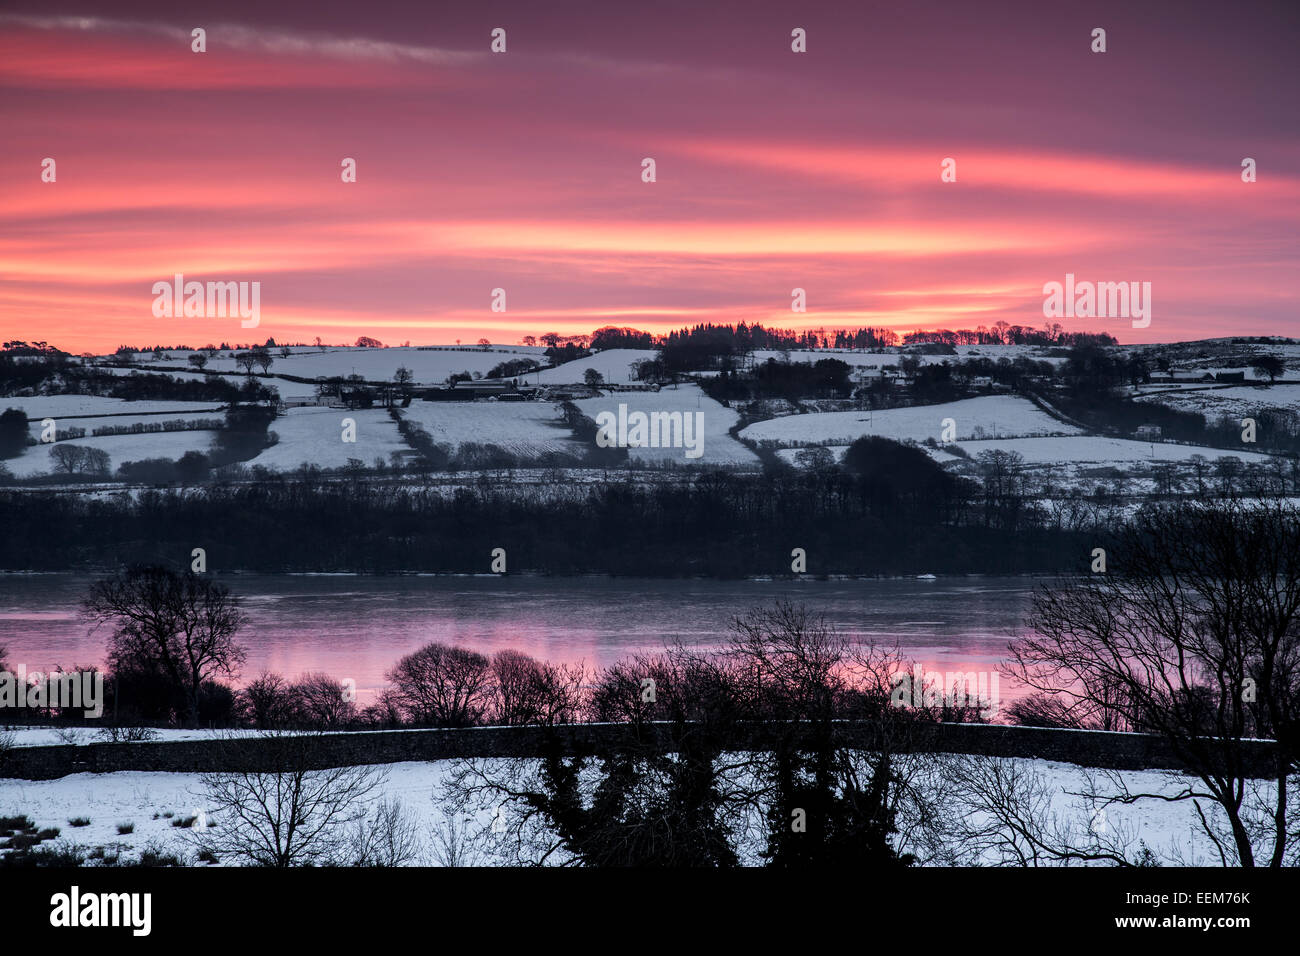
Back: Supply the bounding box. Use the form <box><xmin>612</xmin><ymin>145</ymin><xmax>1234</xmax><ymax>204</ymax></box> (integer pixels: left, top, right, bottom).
<box><xmin>574</xmin><ymin>384</ymin><xmax>760</xmax><ymax>466</ymax></box>
<box><xmin>746</xmin><ymin>344</ymin><xmax>1071</xmax><ymax>369</ymax></box>
<box><xmin>0</xmin><ymin>398</ymin><xmax>228</xmax><ymax>478</ymax></box>
<box><xmin>248</xmin><ymin>406</ymin><xmax>407</xmax><ymax>471</ymax></box>
<box><xmin>400</xmin><ymin>401</ymin><xmax>581</xmax><ymax>458</ymax></box>
<box><xmin>741</xmin><ymin>395</ymin><xmax>1079</xmax><ymax>449</ymax></box>
<box><xmin>119</xmin><ymin>346</ymin><xmax>548</xmax><ymax>387</ymax></box>
<box><xmin>7</xmin><ymin>344</ymin><xmax>1292</xmax><ymax>482</ymax></box>
<box><xmin>23</xmin><ymin>413</ymin><xmax>223</xmax><ymax>444</ymax></box>
<box><xmin>0</xmin><ymin>752</ymin><xmax>1255</xmax><ymax>867</ymax></box>
<box><xmin>3</xmin><ymin>431</ymin><xmax>220</xmax><ymax>478</ymax></box>
<box><xmin>0</xmin><ymin>396</ymin><xmax>225</xmax><ymax>419</ymax></box>
<box><xmin>1135</xmin><ymin>383</ymin><xmax>1300</xmax><ymax>419</ymax></box>
<box><xmin>949</xmin><ymin>435</ymin><xmax>1276</xmax><ymax>467</ymax></box>
<box><xmin>534</xmin><ymin>349</ymin><xmax>649</xmax><ymax>385</ymax></box>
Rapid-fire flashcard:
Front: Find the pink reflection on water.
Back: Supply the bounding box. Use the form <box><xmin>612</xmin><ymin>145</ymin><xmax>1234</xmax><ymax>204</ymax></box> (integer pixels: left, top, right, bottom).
<box><xmin>0</xmin><ymin>574</ymin><xmax>1041</xmax><ymax>712</ymax></box>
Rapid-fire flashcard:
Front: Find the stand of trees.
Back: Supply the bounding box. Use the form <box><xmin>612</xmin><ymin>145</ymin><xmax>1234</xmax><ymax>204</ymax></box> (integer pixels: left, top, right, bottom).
<box><xmin>0</xmin><ymin>436</ymin><xmax>1093</xmax><ymax>575</ymax></box>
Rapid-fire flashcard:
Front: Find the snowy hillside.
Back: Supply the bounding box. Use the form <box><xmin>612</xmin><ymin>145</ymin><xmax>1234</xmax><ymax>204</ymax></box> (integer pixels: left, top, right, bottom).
<box><xmin>400</xmin><ymin>401</ymin><xmax>582</xmax><ymax>458</ymax></box>
<box><xmin>247</xmin><ymin>407</ymin><xmax>407</xmax><ymax>471</ymax></box>
<box><xmin>573</xmin><ymin>384</ymin><xmax>760</xmax><ymax>466</ymax></box>
<box><xmin>741</xmin><ymin>395</ymin><xmax>1078</xmax><ymax>449</ymax></box>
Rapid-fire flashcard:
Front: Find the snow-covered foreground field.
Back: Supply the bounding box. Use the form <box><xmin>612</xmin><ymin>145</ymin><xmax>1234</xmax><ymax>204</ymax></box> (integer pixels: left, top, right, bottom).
<box><xmin>249</xmin><ymin>407</ymin><xmax>406</xmax><ymax>471</ymax></box>
<box><xmin>574</xmin><ymin>384</ymin><xmax>760</xmax><ymax>466</ymax></box>
<box><xmin>0</xmin><ymin>754</ymin><xmax>1252</xmax><ymax>867</ymax></box>
<box><xmin>400</xmin><ymin>402</ymin><xmax>582</xmax><ymax>458</ymax></box>
<box><xmin>741</xmin><ymin>395</ymin><xmax>1079</xmax><ymax>449</ymax></box>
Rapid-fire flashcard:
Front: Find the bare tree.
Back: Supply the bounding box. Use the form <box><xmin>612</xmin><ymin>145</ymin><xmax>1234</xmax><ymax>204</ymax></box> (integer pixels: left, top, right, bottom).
<box><xmin>489</xmin><ymin>650</ymin><xmax>584</xmax><ymax>726</ymax></box>
<box><xmin>49</xmin><ymin>443</ymin><xmax>83</xmax><ymax>474</ymax></box>
<box><xmin>385</xmin><ymin>643</ymin><xmax>493</xmax><ymax>727</ymax></box>
<box><xmin>84</xmin><ymin>566</ymin><xmax>247</xmax><ymax>728</ymax></box>
<box><xmin>346</xmin><ymin>797</ymin><xmax>423</xmax><ymax>866</ymax></box>
<box><xmin>1007</xmin><ymin>500</ymin><xmax>1300</xmax><ymax>867</ymax></box>
<box><xmin>239</xmin><ymin>672</ymin><xmax>298</xmax><ymax>729</ymax></box>
<box><xmin>195</xmin><ymin>738</ymin><xmax>385</xmax><ymax>867</ymax></box>
<box><xmin>940</xmin><ymin>756</ymin><xmax>1150</xmax><ymax>867</ymax></box>
<box><xmin>427</xmin><ymin>807</ymin><xmax>487</xmax><ymax>867</ymax></box>
<box><xmin>291</xmin><ymin>672</ymin><xmax>357</xmax><ymax>729</ymax></box>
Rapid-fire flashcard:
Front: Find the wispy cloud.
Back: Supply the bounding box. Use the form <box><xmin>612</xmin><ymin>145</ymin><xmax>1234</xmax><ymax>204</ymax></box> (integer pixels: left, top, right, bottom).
<box><xmin>0</xmin><ymin>14</ymin><xmax>475</xmax><ymax>64</ymax></box>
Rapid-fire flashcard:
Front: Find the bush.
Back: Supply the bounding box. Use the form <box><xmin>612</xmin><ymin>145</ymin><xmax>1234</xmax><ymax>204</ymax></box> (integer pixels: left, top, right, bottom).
<box><xmin>0</xmin><ymin>408</ymin><xmax>27</xmax><ymax>459</ymax></box>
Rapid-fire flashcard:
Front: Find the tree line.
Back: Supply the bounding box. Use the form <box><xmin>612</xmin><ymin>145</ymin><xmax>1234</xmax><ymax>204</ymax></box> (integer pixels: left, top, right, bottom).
<box><xmin>0</xmin><ymin>436</ymin><xmax>1094</xmax><ymax>574</ymax></box>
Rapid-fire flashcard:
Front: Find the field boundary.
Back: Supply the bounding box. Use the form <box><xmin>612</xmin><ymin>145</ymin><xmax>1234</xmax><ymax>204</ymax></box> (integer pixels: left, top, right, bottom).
<box><xmin>0</xmin><ymin>722</ymin><xmax>1280</xmax><ymax>781</ymax></box>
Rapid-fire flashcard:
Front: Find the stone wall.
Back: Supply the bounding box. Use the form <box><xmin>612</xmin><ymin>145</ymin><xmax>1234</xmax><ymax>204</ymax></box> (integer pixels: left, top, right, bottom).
<box><xmin>0</xmin><ymin>722</ymin><xmax>1280</xmax><ymax>781</ymax></box>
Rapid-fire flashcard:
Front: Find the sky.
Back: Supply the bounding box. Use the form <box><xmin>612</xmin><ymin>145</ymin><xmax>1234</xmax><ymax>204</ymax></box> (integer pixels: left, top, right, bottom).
<box><xmin>1</xmin><ymin>0</ymin><xmax>1297</xmax><ymax>354</ymax></box>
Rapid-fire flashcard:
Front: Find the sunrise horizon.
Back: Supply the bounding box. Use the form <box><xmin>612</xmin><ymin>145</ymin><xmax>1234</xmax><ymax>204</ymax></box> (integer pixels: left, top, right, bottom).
<box><xmin>3</xmin><ymin>0</ymin><xmax>1297</xmax><ymax>355</ymax></box>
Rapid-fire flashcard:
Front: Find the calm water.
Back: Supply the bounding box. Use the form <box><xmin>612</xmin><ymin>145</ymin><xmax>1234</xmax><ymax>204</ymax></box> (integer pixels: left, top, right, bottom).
<box><xmin>0</xmin><ymin>574</ymin><xmax>1044</xmax><ymax>706</ymax></box>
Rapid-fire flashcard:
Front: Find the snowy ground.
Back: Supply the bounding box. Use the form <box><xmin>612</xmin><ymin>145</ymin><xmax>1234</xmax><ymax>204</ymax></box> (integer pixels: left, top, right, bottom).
<box><xmin>574</xmin><ymin>384</ymin><xmax>760</xmax><ymax>466</ymax></box>
<box><xmin>0</xmin><ymin>396</ymin><xmax>225</xmax><ymax>420</ymax></box>
<box><xmin>9</xmin><ymin>345</ymin><xmax>1293</xmax><ymax>482</ymax></box>
<box><xmin>399</xmin><ymin>401</ymin><xmax>582</xmax><ymax>458</ymax></box>
<box><xmin>248</xmin><ymin>406</ymin><xmax>407</xmax><ymax>471</ymax></box>
<box><xmin>949</xmin><ymin>435</ymin><xmax>1275</xmax><ymax>467</ymax></box>
<box><xmin>0</xmin><ymin>752</ymin><xmax>1258</xmax><ymax>867</ymax></box>
<box><xmin>23</xmin><ymin>412</ymin><xmax>224</xmax><ymax>444</ymax></box>
<box><xmin>533</xmin><ymin>349</ymin><xmax>649</xmax><ymax>386</ymax></box>
<box><xmin>4</xmin><ymin>431</ymin><xmax>221</xmax><ymax>478</ymax></box>
<box><xmin>1135</xmin><ymin>383</ymin><xmax>1300</xmax><ymax>419</ymax></box>
<box><xmin>746</xmin><ymin>345</ymin><xmax>1072</xmax><ymax>369</ymax></box>
<box><xmin>116</xmin><ymin>345</ymin><xmax>549</xmax><ymax>386</ymax></box>
<box><xmin>741</xmin><ymin>395</ymin><xmax>1079</xmax><ymax>449</ymax></box>
<box><xmin>92</xmin><ymin>364</ymin><xmax>320</xmax><ymax>400</ymax></box>
<box><xmin>0</xmin><ymin>397</ymin><xmax>228</xmax><ymax>478</ymax></box>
